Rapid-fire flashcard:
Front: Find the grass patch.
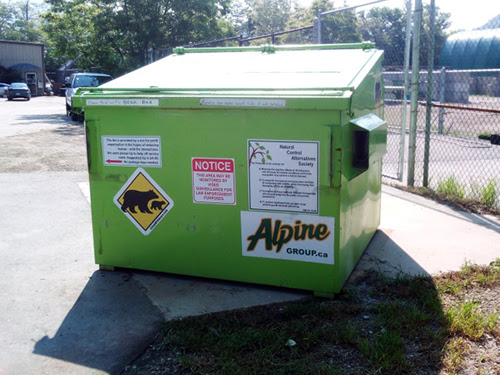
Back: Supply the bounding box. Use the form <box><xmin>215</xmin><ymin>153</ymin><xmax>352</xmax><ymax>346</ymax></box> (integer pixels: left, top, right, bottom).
<box><xmin>437</xmin><ymin>175</ymin><xmax>465</xmax><ymax>199</ymax></box>
<box><xmin>123</xmin><ymin>260</ymin><xmax>500</xmax><ymax>375</ymax></box>
<box><xmin>443</xmin><ymin>336</ymin><xmax>469</xmax><ymax>372</ymax></box>
<box><xmin>481</xmin><ymin>180</ymin><xmax>497</xmax><ymax>207</ymax></box>
<box><xmin>436</xmin><ymin>260</ymin><xmax>500</xmax><ymax>295</ymax></box>
<box><xmin>400</xmin><ymin>185</ymin><xmax>500</xmax><ymax>216</ymax></box>
<box><xmin>446</xmin><ymin>300</ymin><xmax>496</xmax><ymax>340</ymax></box>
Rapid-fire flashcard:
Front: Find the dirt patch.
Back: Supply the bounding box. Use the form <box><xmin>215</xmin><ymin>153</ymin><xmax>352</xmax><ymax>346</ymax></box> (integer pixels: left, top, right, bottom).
<box><xmin>0</xmin><ymin>125</ymin><xmax>87</xmax><ymax>173</ymax></box>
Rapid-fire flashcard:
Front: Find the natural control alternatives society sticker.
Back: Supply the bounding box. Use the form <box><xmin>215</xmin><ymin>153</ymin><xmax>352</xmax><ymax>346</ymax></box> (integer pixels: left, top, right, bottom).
<box><xmin>248</xmin><ymin>139</ymin><xmax>319</xmax><ymax>214</ymax></box>
<box><xmin>241</xmin><ymin>211</ymin><xmax>334</xmax><ymax>265</ymax></box>
<box><xmin>114</xmin><ymin>168</ymin><xmax>174</xmax><ymax>235</ymax></box>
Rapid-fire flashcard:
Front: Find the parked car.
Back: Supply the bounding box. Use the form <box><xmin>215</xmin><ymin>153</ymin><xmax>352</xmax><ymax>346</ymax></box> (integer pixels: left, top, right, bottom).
<box><xmin>65</xmin><ymin>72</ymin><xmax>113</xmax><ymax>121</ymax></box>
<box><xmin>7</xmin><ymin>83</ymin><xmax>31</xmax><ymax>101</ymax></box>
<box><xmin>0</xmin><ymin>83</ymin><xmax>10</xmax><ymax>97</ymax></box>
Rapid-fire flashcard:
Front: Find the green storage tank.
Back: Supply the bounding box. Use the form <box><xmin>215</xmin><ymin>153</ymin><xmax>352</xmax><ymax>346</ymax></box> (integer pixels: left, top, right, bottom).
<box><xmin>77</xmin><ymin>43</ymin><xmax>386</xmax><ymax>297</ymax></box>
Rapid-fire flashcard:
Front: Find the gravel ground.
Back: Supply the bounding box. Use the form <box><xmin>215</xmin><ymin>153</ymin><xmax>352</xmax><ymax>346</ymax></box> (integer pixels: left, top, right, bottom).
<box><xmin>0</xmin><ymin>96</ymin><xmax>87</xmax><ymax>173</ymax></box>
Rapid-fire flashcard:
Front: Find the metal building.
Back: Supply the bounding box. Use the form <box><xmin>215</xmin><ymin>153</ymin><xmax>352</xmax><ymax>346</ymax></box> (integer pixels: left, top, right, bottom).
<box><xmin>0</xmin><ymin>40</ymin><xmax>45</xmax><ymax>96</ymax></box>
<box><xmin>439</xmin><ymin>28</ymin><xmax>500</xmax><ymax>70</ymax></box>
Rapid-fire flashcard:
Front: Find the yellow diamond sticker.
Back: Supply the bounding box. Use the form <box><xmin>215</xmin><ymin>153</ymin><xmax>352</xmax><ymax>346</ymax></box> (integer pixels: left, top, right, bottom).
<box><xmin>114</xmin><ymin>168</ymin><xmax>174</xmax><ymax>235</ymax></box>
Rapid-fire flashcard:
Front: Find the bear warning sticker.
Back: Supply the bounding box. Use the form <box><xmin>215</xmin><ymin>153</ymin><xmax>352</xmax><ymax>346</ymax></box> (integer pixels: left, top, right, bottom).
<box><xmin>114</xmin><ymin>168</ymin><xmax>174</xmax><ymax>235</ymax></box>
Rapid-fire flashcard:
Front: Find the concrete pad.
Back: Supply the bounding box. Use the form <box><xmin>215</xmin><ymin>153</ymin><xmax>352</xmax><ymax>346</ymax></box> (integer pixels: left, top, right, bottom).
<box><xmin>352</xmin><ymin>185</ymin><xmax>500</xmax><ymax>279</ymax></box>
<box><xmin>133</xmin><ymin>272</ymin><xmax>307</xmax><ymax>320</ymax></box>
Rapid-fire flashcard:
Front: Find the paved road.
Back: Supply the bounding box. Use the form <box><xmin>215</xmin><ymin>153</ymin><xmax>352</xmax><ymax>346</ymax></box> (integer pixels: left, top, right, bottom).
<box><xmin>0</xmin><ymin>96</ymin><xmax>71</xmax><ymax>138</ymax></box>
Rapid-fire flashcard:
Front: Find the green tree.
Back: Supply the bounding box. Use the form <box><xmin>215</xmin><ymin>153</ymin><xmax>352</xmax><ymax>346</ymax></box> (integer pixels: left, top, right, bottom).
<box><xmin>250</xmin><ymin>0</ymin><xmax>293</xmax><ymax>36</ymax></box>
<box><xmin>311</xmin><ymin>0</ymin><xmax>362</xmax><ymax>44</ymax></box>
<box><xmin>43</xmin><ymin>0</ymin><xmax>235</xmax><ymax>76</ymax></box>
<box><xmin>359</xmin><ymin>5</ymin><xmax>451</xmax><ymax>68</ymax></box>
<box><xmin>420</xmin><ymin>4</ymin><xmax>451</xmax><ymax>67</ymax></box>
<box><xmin>0</xmin><ymin>1</ymin><xmax>46</xmax><ymax>42</ymax></box>
<box><xmin>359</xmin><ymin>7</ymin><xmax>407</xmax><ymax>67</ymax></box>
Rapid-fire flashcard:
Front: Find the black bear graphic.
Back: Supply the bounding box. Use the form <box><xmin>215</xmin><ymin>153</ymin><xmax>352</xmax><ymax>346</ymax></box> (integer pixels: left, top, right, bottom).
<box><xmin>121</xmin><ymin>189</ymin><xmax>159</xmax><ymax>214</ymax></box>
<box><xmin>151</xmin><ymin>200</ymin><xmax>166</xmax><ymax>211</ymax></box>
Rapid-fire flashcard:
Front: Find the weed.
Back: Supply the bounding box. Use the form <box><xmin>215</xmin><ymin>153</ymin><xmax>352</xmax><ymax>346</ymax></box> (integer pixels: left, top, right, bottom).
<box><xmin>445</xmin><ymin>300</ymin><xmax>498</xmax><ymax>341</ymax></box>
<box><xmin>478</xmin><ymin>132</ymin><xmax>492</xmax><ymax>140</ymax></box>
<box><xmin>443</xmin><ymin>336</ymin><xmax>468</xmax><ymax>372</ymax></box>
<box><xmin>358</xmin><ymin>329</ymin><xmax>408</xmax><ymax>371</ymax></box>
<box><xmin>437</xmin><ymin>175</ymin><xmax>465</xmax><ymax>199</ymax></box>
<box><xmin>481</xmin><ymin>180</ymin><xmax>497</xmax><ymax>207</ymax></box>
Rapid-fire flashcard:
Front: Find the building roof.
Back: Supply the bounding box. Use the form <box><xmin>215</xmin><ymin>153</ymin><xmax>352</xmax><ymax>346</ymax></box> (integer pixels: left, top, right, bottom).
<box><xmin>439</xmin><ymin>28</ymin><xmax>500</xmax><ymax>69</ymax></box>
<box><xmin>0</xmin><ymin>40</ymin><xmax>43</xmax><ymax>47</ymax></box>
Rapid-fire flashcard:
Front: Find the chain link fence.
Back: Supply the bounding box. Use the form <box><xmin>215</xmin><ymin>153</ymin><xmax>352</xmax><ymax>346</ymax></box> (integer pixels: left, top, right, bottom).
<box><xmin>412</xmin><ymin>68</ymin><xmax>500</xmax><ymax>206</ymax></box>
<box><xmin>156</xmin><ymin>0</ymin><xmax>500</xmax><ymax>207</ymax></box>
<box><xmin>381</xmin><ymin>5</ymin><xmax>500</xmax><ymax>208</ymax></box>
<box><xmin>411</xmin><ymin>11</ymin><xmax>499</xmax><ymax>208</ymax></box>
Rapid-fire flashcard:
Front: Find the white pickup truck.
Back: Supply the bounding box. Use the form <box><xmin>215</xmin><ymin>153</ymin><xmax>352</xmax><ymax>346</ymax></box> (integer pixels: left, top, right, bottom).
<box><xmin>65</xmin><ymin>72</ymin><xmax>113</xmax><ymax>121</ymax></box>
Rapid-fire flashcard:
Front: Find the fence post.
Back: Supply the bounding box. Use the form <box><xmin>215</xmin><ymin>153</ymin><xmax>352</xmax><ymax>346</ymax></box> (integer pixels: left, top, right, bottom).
<box><xmin>312</xmin><ymin>17</ymin><xmax>320</xmax><ymax>44</ymax></box>
<box><xmin>317</xmin><ymin>13</ymin><xmax>322</xmax><ymax>44</ymax></box>
<box><xmin>398</xmin><ymin>0</ymin><xmax>413</xmax><ymax>182</ymax></box>
<box><xmin>438</xmin><ymin>66</ymin><xmax>446</xmax><ymax>134</ymax></box>
<box><xmin>408</xmin><ymin>0</ymin><xmax>423</xmax><ymax>187</ymax></box>
<box><xmin>423</xmin><ymin>0</ymin><xmax>436</xmax><ymax>188</ymax></box>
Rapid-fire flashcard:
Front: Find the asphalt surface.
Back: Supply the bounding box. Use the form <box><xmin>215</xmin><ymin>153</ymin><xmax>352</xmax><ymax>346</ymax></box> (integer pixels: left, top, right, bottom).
<box><xmin>0</xmin><ymin>96</ymin><xmax>499</xmax><ymax>375</ymax></box>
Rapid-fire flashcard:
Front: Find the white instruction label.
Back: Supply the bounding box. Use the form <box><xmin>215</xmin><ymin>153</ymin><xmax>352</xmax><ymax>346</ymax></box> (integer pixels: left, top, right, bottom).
<box><xmin>200</xmin><ymin>98</ymin><xmax>286</xmax><ymax>108</ymax></box>
<box><xmin>87</xmin><ymin>99</ymin><xmax>159</xmax><ymax>106</ymax></box>
<box><xmin>102</xmin><ymin>136</ymin><xmax>161</xmax><ymax>167</ymax></box>
<box><xmin>192</xmin><ymin>158</ymin><xmax>236</xmax><ymax>205</ymax></box>
<box><xmin>248</xmin><ymin>140</ymin><xmax>319</xmax><ymax>214</ymax></box>
<box><xmin>241</xmin><ymin>211</ymin><xmax>334</xmax><ymax>265</ymax></box>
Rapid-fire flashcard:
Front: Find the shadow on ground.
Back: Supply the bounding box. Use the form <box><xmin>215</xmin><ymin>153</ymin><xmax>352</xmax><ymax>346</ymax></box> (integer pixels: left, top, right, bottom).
<box><xmin>123</xmin><ymin>238</ymin><xmax>448</xmax><ymax>374</ymax></box>
<box><xmin>350</xmin><ymin>230</ymin><xmax>430</xmax><ymax>280</ymax></box>
<box><xmin>33</xmin><ymin>270</ymin><xmax>163</xmax><ymax>375</ymax></box>
<box><xmin>34</xmin><ymin>230</ymin><xmax>447</xmax><ymax>374</ymax></box>
<box><xmin>15</xmin><ymin>113</ymin><xmax>73</xmax><ymax>126</ymax></box>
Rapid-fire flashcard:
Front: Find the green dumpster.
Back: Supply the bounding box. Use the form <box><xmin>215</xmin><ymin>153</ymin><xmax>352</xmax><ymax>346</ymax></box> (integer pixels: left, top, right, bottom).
<box><xmin>77</xmin><ymin>43</ymin><xmax>386</xmax><ymax>297</ymax></box>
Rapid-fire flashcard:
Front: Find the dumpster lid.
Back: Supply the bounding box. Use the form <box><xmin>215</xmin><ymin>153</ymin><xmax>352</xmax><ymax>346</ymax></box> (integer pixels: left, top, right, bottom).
<box><xmin>100</xmin><ymin>43</ymin><xmax>382</xmax><ymax>94</ymax></box>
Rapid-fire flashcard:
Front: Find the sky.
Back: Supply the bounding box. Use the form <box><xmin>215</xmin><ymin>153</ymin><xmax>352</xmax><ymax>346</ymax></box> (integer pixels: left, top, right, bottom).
<box><xmin>297</xmin><ymin>0</ymin><xmax>500</xmax><ymax>31</ymax></box>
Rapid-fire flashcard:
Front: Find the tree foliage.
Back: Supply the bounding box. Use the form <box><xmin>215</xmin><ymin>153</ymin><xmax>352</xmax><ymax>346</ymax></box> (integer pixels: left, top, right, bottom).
<box><xmin>0</xmin><ymin>1</ymin><xmax>46</xmax><ymax>42</ymax></box>
<box><xmin>0</xmin><ymin>0</ymin><xmax>454</xmax><ymax>78</ymax></box>
<box><xmin>310</xmin><ymin>0</ymin><xmax>361</xmax><ymax>44</ymax></box>
<box><xmin>420</xmin><ymin>4</ymin><xmax>451</xmax><ymax>67</ymax></box>
<box><xmin>43</xmin><ymin>0</ymin><xmax>235</xmax><ymax>76</ymax></box>
<box><xmin>360</xmin><ymin>5</ymin><xmax>451</xmax><ymax>68</ymax></box>
<box><xmin>359</xmin><ymin>7</ymin><xmax>407</xmax><ymax>67</ymax></box>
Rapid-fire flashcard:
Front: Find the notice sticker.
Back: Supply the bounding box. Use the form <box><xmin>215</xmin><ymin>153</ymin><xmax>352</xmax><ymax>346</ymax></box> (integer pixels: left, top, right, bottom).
<box><xmin>241</xmin><ymin>211</ymin><xmax>334</xmax><ymax>265</ymax></box>
<box><xmin>192</xmin><ymin>158</ymin><xmax>236</xmax><ymax>205</ymax></box>
<box><xmin>102</xmin><ymin>136</ymin><xmax>161</xmax><ymax>167</ymax></box>
<box><xmin>248</xmin><ymin>140</ymin><xmax>319</xmax><ymax>214</ymax></box>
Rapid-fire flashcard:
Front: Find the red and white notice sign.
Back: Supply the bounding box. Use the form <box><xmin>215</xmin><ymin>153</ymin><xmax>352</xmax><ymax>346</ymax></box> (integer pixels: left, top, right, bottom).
<box><xmin>192</xmin><ymin>158</ymin><xmax>236</xmax><ymax>205</ymax></box>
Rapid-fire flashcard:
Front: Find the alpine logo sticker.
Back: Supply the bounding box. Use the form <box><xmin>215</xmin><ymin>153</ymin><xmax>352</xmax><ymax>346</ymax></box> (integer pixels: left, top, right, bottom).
<box><xmin>241</xmin><ymin>211</ymin><xmax>334</xmax><ymax>265</ymax></box>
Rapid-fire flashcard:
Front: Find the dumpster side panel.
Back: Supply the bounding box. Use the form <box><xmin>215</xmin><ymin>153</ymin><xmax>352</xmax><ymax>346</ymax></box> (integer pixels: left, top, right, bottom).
<box><xmin>86</xmin><ymin>106</ymin><xmax>345</xmax><ymax>294</ymax></box>
<box><xmin>336</xmin><ymin>56</ymin><xmax>386</xmax><ymax>286</ymax></box>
